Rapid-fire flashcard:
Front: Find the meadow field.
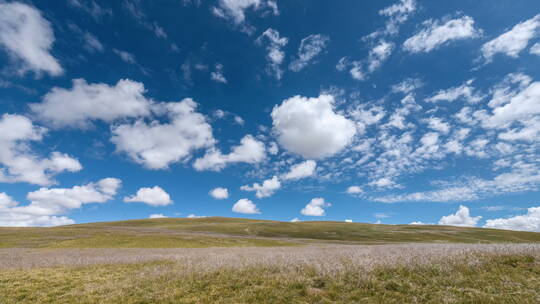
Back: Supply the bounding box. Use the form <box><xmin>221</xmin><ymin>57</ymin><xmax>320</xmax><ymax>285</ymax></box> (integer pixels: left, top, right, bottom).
<box><xmin>1</xmin><ymin>218</ymin><xmax>540</xmax><ymax>303</ymax></box>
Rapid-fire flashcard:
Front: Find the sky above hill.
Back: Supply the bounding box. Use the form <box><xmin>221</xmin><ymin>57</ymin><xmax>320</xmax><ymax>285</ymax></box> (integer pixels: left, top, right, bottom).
<box><xmin>1</xmin><ymin>0</ymin><xmax>540</xmax><ymax>231</ymax></box>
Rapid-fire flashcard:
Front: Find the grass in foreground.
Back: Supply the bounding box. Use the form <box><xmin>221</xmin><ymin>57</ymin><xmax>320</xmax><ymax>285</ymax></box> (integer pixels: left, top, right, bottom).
<box><xmin>1</xmin><ymin>217</ymin><xmax>540</xmax><ymax>248</ymax></box>
<box><xmin>1</xmin><ymin>244</ymin><xmax>539</xmax><ymax>303</ymax></box>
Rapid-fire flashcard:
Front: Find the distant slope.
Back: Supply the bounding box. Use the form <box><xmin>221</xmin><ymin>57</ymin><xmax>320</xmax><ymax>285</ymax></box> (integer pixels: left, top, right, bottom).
<box><xmin>1</xmin><ymin>217</ymin><xmax>540</xmax><ymax>248</ymax></box>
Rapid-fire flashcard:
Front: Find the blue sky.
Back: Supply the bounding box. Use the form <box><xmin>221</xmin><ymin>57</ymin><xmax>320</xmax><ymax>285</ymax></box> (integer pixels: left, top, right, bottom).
<box><xmin>1</xmin><ymin>0</ymin><xmax>540</xmax><ymax>231</ymax></box>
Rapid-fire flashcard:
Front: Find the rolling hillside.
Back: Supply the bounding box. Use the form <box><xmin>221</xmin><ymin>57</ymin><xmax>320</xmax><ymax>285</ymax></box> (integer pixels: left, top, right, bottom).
<box><xmin>2</xmin><ymin>217</ymin><xmax>539</xmax><ymax>248</ymax></box>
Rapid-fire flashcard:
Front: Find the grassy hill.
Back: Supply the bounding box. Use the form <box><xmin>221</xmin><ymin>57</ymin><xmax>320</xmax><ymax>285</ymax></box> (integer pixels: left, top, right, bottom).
<box><xmin>2</xmin><ymin>217</ymin><xmax>539</xmax><ymax>248</ymax></box>
<box><xmin>2</xmin><ymin>218</ymin><xmax>540</xmax><ymax>303</ymax></box>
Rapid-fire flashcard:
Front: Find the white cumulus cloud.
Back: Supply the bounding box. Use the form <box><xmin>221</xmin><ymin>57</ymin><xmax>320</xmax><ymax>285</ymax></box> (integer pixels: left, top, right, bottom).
<box><xmin>209</xmin><ymin>187</ymin><xmax>229</xmax><ymax>199</ymax></box>
<box><xmin>438</xmin><ymin>205</ymin><xmax>481</xmax><ymax>227</ymax></box>
<box><xmin>301</xmin><ymin>197</ymin><xmax>331</xmax><ymax>216</ymax></box>
<box><xmin>0</xmin><ymin>2</ymin><xmax>62</xmax><ymax>76</ymax></box>
<box><xmin>149</xmin><ymin>213</ymin><xmax>168</xmax><ymax>219</ymax></box>
<box><xmin>232</xmin><ymin>198</ymin><xmax>260</xmax><ymax>214</ymax></box>
<box><xmin>241</xmin><ymin>176</ymin><xmax>281</xmax><ymax>198</ymax></box>
<box><xmin>346</xmin><ymin>186</ymin><xmax>363</xmax><ymax>194</ymax></box>
<box><xmin>0</xmin><ymin>114</ymin><xmax>81</xmax><ymax>186</ymax></box>
<box><xmin>484</xmin><ymin>206</ymin><xmax>540</xmax><ymax>232</ymax></box>
<box><xmin>271</xmin><ymin>94</ymin><xmax>356</xmax><ymax>159</ymax></box>
<box><xmin>112</xmin><ymin>99</ymin><xmax>215</xmax><ymax>169</ymax></box>
<box><xmin>124</xmin><ymin>186</ymin><xmax>172</xmax><ymax>206</ymax></box>
<box><xmin>481</xmin><ymin>14</ymin><xmax>540</xmax><ymax>62</ymax></box>
<box><xmin>282</xmin><ymin>160</ymin><xmax>317</xmax><ymax>180</ymax></box>
<box><xmin>193</xmin><ymin>135</ymin><xmax>266</xmax><ymax>171</ymax></box>
<box><xmin>31</xmin><ymin>79</ymin><xmax>152</xmax><ymax>128</ymax></box>
<box><xmin>484</xmin><ymin>80</ymin><xmax>540</xmax><ymax>129</ymax></box>
<box><xmin>0</xmin><ymin>178</ymin><xmax>120</xmax><ymax>226</ymax></box>
<box><xmin>424</xmin><ymin>117</ymin><xmax>451</xmax><ymax>134</ymax></box>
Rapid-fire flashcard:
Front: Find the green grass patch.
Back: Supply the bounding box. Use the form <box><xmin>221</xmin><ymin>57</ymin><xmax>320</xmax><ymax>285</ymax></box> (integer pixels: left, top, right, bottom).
<box><xmin>1</xmin><ymin>217</ymin><xmax>539</xmax><ymax>249</ymax></box>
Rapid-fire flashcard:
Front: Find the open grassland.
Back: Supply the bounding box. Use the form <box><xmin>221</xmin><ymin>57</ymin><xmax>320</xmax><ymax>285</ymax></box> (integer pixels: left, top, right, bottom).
<box><xmin>2</xmin><ymin>218</ymin><xmax>540</xmax><ymax>303</ymax></box>
<box><xmin>1</xmin><ymin>244</ymin><xmax>540</xmax><ymax>303</ymax></box>
<box><xmin>2</xmin><ymin>217</ymin><xmax>540</xmax><ymax>248</ymax></box>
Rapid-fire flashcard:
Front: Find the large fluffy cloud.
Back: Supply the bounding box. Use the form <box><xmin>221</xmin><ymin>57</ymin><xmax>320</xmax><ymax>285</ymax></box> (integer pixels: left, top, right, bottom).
<box><xmin>0</xmin><ymin>2</ymin><xmax>62</xmax><ymax>76</ymax></box>
<box><xmin>111</xmin><ymin>99</ymin><xmax>215</xmax><ymax>169</ymax></box>
<box><xmin>300</xmin><ymin>197</ymin><xmax>331</xmax><ymax>216</ymax></box>
<box><xmin>438</xmin><ymin>205</ymin><xmax>481</xmax><ymax>227</ymax></box>
<box><xmin>0</xmin><ymin>193</ymin><xmax>74</xmax><ymax>227</ymax></box>
<box><xmin>0</xmin><ymin>178</ymin><xmax>120</xmax><ymax>226</ymax></box>
<box><xmin>0</xmin><ymin>114</ymin><xmax>81</xmax><ymax>185</ymax></box>
<box><xmin>404</xmin><ymin>16</ymin><xmax>482</xmax><ymax>53</ymax></box>
<box><xmin>193</xmin><ymin>135</ymin><xmax>266</xmax><ymax>171</ymax></box>
<box><xmin>31</xmin><ymin>79</ymin><xmax>152</xmax><ymax>128</ymax></box>
<box><xmin>484</xmin><ymin>206</ymin><xmax>540</xmax><ymax>232</ymax></box>
<box><xmin>24</xmin><ymin>178</ymin><xmax>120</xmax><ymax>214</ymax></box>
<box><xmin>123</xmin><ymin>186</ymin><xmax>172</xmax><ymax>206</ymax></box>
<box><xmin>271</xmin><ymin>94</ymin><xmax>356</xmax><ymax>159</ymax></box>
<box><xmin>232</xmin><ymin>198</ymin><xmax>260</xmax><ymax>214</ymax></box>
<box><xmin>481</xmin><ymin>14</ymin><xmax>540</xmax><ymax>62</ymax></box>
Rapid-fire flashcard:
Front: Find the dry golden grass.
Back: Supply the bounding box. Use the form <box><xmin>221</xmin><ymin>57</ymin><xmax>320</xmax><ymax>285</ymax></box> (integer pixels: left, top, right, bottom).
<box><xmin>0</xmin><ymin>243</ymin><xmax>538</xmax><ymax>270</ymax></box>
<box><xmin>1</xmin><ymin>244</ymin><xmax>540</xmax><ymax>303</ymax></box>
